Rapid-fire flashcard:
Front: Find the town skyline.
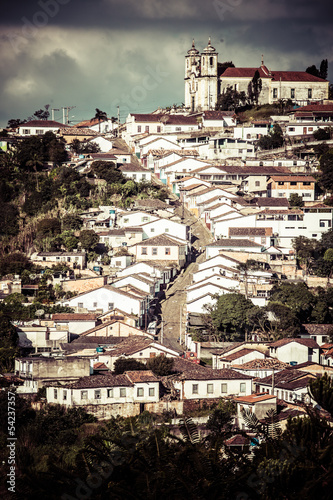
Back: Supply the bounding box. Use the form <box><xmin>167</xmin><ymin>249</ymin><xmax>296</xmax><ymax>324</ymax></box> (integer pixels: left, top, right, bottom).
<box><xmin>1</xmin><ymin>0</ymin><xmax>333</xmax><ymax>126</ymax></box>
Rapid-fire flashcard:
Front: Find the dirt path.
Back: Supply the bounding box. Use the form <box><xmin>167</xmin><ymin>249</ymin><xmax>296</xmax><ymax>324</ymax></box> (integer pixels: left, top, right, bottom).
<box><xmin>159</xmin><ymin>208</ymin><xmax>213</xmax><ymax>351</ymax></box>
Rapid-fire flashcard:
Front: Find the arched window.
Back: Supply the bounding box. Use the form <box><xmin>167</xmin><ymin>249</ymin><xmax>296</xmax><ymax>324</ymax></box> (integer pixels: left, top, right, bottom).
<box><xmin>210</xmin><ymin>56</ymin><xmax>214</xmax><ymax>66</ymax></box>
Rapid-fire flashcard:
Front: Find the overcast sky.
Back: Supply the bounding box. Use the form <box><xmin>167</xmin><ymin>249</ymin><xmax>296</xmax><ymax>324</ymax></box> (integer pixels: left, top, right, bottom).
<box><xmin>1</xmin><ymin>0</ymin><xmax>332</xmax><ymax>127</ymax></box>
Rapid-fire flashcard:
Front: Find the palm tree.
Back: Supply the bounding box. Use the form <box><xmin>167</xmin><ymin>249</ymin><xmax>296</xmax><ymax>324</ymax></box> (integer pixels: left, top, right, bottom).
<box><xmin>26</xmin><ymin>154</ymin><xmax>43</xmax><ymax>191</ymax></box>
<box><xmin>94</xmin><ymin>108</ymin><xmax>108</xmax><ymax>133</ymax></box>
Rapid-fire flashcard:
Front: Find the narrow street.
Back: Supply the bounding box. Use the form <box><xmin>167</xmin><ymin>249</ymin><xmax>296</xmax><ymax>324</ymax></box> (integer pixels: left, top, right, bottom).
<box><xmin>159</xmin><ymin>208</ymin><xmax>213</xmax><ymax>351</ymax></box>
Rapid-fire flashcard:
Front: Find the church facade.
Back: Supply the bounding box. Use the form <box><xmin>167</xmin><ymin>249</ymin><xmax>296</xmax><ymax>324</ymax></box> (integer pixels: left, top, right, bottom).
<box><xmin>185</xmin><ymin>39</ymin><xmax>329</xmax><ymax>112</ymax></box>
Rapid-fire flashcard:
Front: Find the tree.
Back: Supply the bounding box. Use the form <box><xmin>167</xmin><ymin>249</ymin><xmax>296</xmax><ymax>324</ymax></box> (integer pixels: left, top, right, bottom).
<box><xmin>215</xmin><ymin>85</ymin><xmax>247</xmax><ymax>111</ymax></box>
<box><xmin>248</xmin><ymin>70</ymin><xmax>262</xmax><ymax>105</ymax></box>
<box><xmin>318</xmin><ymin>148</ymin><xmax>333</xmax><ymax>192</ymax></box>
<box><xmin>209</xmin><ymin>293</ymin><xmax>255</xmax><ymax>341</ymax></box>
<box><xmin>0</xmin><ymin>201</ymin><xmax>19</xmax><ymax>237</ymax></box>
<box><xmin>313</xmin><ymin>127</ymin><xmax>330</xmax><ymax>141</ymax></box>
<box><xmin>91</xmin><ymin>160</ymin><xmax>125</xmax><ymax>184</ymax></box>
<box><xmin>28</xmin><ymin>104</ymin><xmax>50</xmax><ymax>121</ymax></box>
<box><xmin>288</xmin><ymin>193</ymin><xmax>303</xmax><ymax>208</ymax></box>
<box><xmin>292</xmin><ymin>235</ymin><xmax>319</xmax><ymax>274</ymax></box>
<box><xmin>36</xmin><ymin>218</ymin><xmax>61</xmax><ymax>238</ymax></box>
<box><xmin>94</xmin><ymin>108</ymin><xmax>108</xmax><ymax>133</ymax></box>
<box><xmin>146</xmin><ymin>354</ymin><xmax>174</xmax><ymax>376</ymax></box>
<box><xmin>0</xmin><ymin>252</ymin><xmax>32</xmax><ymax>277</ymax></box>
<box><xmin>62</xmin><ymin>214</ymin><xmax>83</xmax><ymax>231</ymax></box>
<box><xmin>268</xmin><ymin>282</ymin><xmax>315</xmax><ymax>323</ymax></box>
<box><xmin>79</xmin><ymin>229</ymin><xmax>99</xmax><ymax>251</ymax></box>
<box><xmin>306</xmin><ymin>64</ymin><xmax>320</xmax><ymax>78</ymax></box>
<box><xmin>7</xmin><ymin>118</ymin><xmax>26</xmax><ymax>129</ymax></box>
<box><xmin>320</xmin><ymin>59</ymin><xmax>328</xmax><ymax>79</ymax></box>
<box><xmin>257</xmin><ymin>123</ymin><xmax>284</xmax><ymax>150</ymax></box>
<box><xmin>113</xmin><ymin>358</ymin><xmax>146</xmax><ymax>375</ymax></box>
<box><xmin>206</xmin><ymin>399</ymin><xmax>236</xmax><ymax>435</ymax></box>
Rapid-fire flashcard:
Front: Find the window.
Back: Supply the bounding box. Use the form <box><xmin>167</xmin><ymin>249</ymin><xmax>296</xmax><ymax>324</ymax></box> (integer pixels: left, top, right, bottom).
<box><xmin>132</xmin><ymin>174</ymin><xmax>136</xmax><ymax>180</ymax></box>
<box><xmin>221</xmin><ymin>383</ymin><xmax>227</xmax><ymax>393</ymax></box>
<box><xmin>145</xmin><ymin>126</ymin><xmax>149</xmax><ymax>133</ymax></box>
<box><xmin>207</xmin><ymin>383</ymin><xmax>214</xmax><ymax>394</ymax></box>
<box><xmin>157</xmin><ymin>126</ymin><xmax>161</xmax><ymax>133</ymax></box>
<box><xmin>149</xmin><ymin>387</ymin><xmax>155</xmax><ymax>397</ymax></box>
<box><xmin>192</xmin><ymin>384</ymin><xmax>198</xmax><ymax>394</ymax></box>
<box><xmin>291</xmin><ymin>88</ymin><xmax>295</xmax><ymax>99</ymax></box>
<box><xmin>137</xmin><ymin>387</ymin><xmax>144</xmax><ymax>397</ymax></box>
<box><xmin>124</xmin><ymin>218</ymin><xmax>129</xmax><ymax>223</ymax></box>
<box><xmin>261</xmin><ymin>237</ymin><xmax>266</xmax><ymax>245</ymax></box>
<box><xmin>54</xmin><ymin>389</ymin><xmax>58</xmax><ymax>399</ymax></box>
<box><xmin>142</xmin><ymin>174</ymin><xmax>146</xmax><ymax>180</ymax></box>
<box><xmin>152</xmin><ymin>247</ymin><xmax>157</xmax><ymax>255</ymax></box>
<box><xmin>165</xmin><ymin>247</ymin><xmax>170</xmax><ymax>255</ymax></box>
<box><xmin>36</xmin><ymin>129</ymin><xmax>44</xmax><ymax>135</ymax></box>
<box><xmin>120</xmin><ymin>388</ymin><xmax>126</xmax><ymax>397</ymax></box>
<box><xmin>141</xmin><ymin>247</ymin><xmax>147</xmax><ymax>255</ymax></box>
<box><xmin>78</xmin><ymin>302</ymin><xmax>83</xmax><ymax>308</ymax></box>
<box><xmin>23</xmin><ymin>129</ymin><xmax>30</xmax><ymax>134</ymax></box>
<box><xmin>273</xmin><ymin>88</ymin><xmax>278</xmax><ymax>98</ymax></box>
<box><xmin>108</xmin><ymin>302</ymin><xmax>114</xmax><ymax>310</ymax></box>
<box><xmin>81</xmin><ymin>390</ymin><xmax>88</xmax><ymax>400</ymax></box>
<box><xmin>303</xmin><ymin>181</ymin><xmax>311</xmax><ymax>186</ymax></box>
<box><xmin>308</xmin><ymin>88</ymin><xmax>312</xmax><ymax>99</ymax></box>
<box><xmin>137</xmin><ymin>126</ymin><xmax>141</xmax><ymax>133</ymax></box>
<box><xmin>278</xmin><ymin>181</ymin><xmax>284</xmax><ymax>185</ymax></box>
<box><xmin>63</xmin><ymin>390</ymin><xmax>67</xmax><ymax>400</ymax></box>
<box><xmin>210</xmin><ymin>56</ymin><xmax>214</xmax><ymax>66</ymax></box>
<box><xmin>289</xmin><ymin>127</ymin><xmax>295</xmax><ymax>132</ymax></box>
<box><xmin>93</xmin><ymin>302</ymin><xmax>98</xmax><ymax>307</ymax></box>
<box><xmin>107</xmin><ymin>389</ymin><xmax>113</xmax><ymax>398</ymax></box>
<box><xmin>240</xmin><ymin>383</ymin><xmax>246</xmax><ymax>393</ymax></box>
<box><xmin>255</xmin><ymin>181</ymin><xmax>260</xmax><ymax>187</ymax></box>
<box><xmin>165</xmin><ymin>228</ymin><xmax>169</xmax><ymax>232</ymax></box>
<box><xmin>150</xmin><ymin>228</ymin><xmax>155</xmax><ymax>233</ymax></box>
<box><xmin>95</xmin><ymin>390</ymin><xmax>101</xmax><ymax>399</ymax></box>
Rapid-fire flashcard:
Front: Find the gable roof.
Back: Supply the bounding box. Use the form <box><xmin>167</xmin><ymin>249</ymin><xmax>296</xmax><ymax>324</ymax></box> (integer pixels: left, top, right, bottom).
<box><xmin>207</xmin><ymin>238</ymin><xmax>262</xmax><ymax>248</ymax></box>
<box><xmin>20</xmin><ymin>120</ymin><xmax>67</xmax><ymax>128</ymax></box>
<box><xmin>133</xmin><ymin>234</ymin><xmax>186</xmax><ymax>247</ymax></box>
<box><xmin>270</xmin><ymin>338</ymin><xmax>320</xmax><ymax>349</ymax></box>
<box><xmin>222</xmin><ymin>67</ymin><xmax>327</xmax><ymax>82</ymax></box>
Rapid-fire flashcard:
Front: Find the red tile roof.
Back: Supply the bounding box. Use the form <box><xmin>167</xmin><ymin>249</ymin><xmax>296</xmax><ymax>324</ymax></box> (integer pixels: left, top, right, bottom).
<box><xmin>270</xmin><ymin>338</ymin><xmax>319</xmax><ymax>349</ymax></box>
<box><xmin>222</xmin><ymin>67</ymin><xmax>327</xmax><ymax>82</ymax></box>
<box><xmin>20</xmin><ymin>120</ymin><xmax>67</xmax><ymax>128</ymax></box>
<box><xmin>234</xmin><ymin>393</ymin><xmax>276</xmax><ymax>403</ymax></box>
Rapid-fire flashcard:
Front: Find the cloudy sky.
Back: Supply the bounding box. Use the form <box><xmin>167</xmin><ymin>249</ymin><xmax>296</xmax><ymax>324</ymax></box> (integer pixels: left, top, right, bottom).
<box><xmin>1</xmin><ymin>0</ymin><xmax>332</xmax><ymax>127</ymax></box>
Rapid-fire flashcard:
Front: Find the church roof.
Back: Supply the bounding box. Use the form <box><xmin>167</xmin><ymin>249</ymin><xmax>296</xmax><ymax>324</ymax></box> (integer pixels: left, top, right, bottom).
<box><xmin>187</xmin><ymin>39</ymin><xmax>199</xmax><ymax>56</ymax></box>
<box><xmin>222</xmin><ymin>67</ymin><xmax>327</xmax><ymax>82</ymax></box>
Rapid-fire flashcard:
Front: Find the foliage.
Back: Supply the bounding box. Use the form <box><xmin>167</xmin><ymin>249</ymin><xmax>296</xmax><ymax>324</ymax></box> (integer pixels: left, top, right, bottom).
<box><xmin>248</xmin><ymin>70</ymin><xmax>262</xmax><ymax>105</ymax></box>
<box><xmin>318</xmin><ymin>148</ymin><xmax>333</xmax><ymax>192</ymax></box>
<box><xmin>62</xmin><ymin>214</ymin><xmax>83</xmax><ymax>231</ymax></box>
<box><xmin>0</xmin><ymin>312</ymin><xmax>19</xmax><ymax>371</ymax></box>
<box><xmin>257</xmin><ymin>123</ymin><xmax>284</xmax><ymax>150</ymax></box>
<box><xmin>91</xmin><ymin>160</ymin><xmax>125</xmax><ymax>184</ymax></box>
<box><xmin>79</xmin><ymin>229</ymin><xmax>99</xmax><ymax>251</ymax></box>
<box><xmin>206</xmin><ymin>399</ymin><xmax>236</xmax><ymax>435</ymax></box>
<box><xmin>268</xmin><ymin>282</ymin><xmax>315</xmax><ymax>322</ymax></box>
<box><xmin>288</xmin><ymin>193</ymin><xmax>303</xmax><ymax>207</ymax></box>
<box><xmin>0</xmin><ymin>201</ymin><xmax>20</xmax><ymax>237</ymax></box>
<box><xmin>36</xmin><ymin>218</ymin><xmax>62</xmax><ymax>238</ymax></box>
<box><xmin>113</xmin><ymin>357</ymin><xmax>146</xmax><ymax>375</ymax></box>
<box><xmin>215</xmin><ymin>85</ymin><xmax>248</xmax><ymax>111</ymax></box>
<box><xmin>209</xmin><ymin>293</ymin><xmax>255</xmax><ymax>340</ymax></box>
<box><xmin>70</xmin><ymin>139</ymin><xmax>101</xmax><ymax>154</ymax></box>
<box><xmin>313</xmin><ymin>127</ymin><xmax>331</xmax><ymax>140</ymax></box>
<box><xmin>0</xmin><ymin>252</ymin><xmax>32</xmax><ymax>277</ymax></box>
<box><xmin>306</xmin><ymin>59</ymin><xmax>328</xmax><ymax>79</ymax></box>
<box><xmin>146</xmin><ymin>354</ymin><xmax>174</xmax><ymax>376</ymax></box>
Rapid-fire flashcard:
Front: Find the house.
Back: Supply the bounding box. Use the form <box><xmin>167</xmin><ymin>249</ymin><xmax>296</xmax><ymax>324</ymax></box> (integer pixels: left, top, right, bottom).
<box><xmin>140</xmin><ymin>217</ymin><xmax>189</xmax><ymax>242</ymax></box>
<box><xmin>167</xmin><ymin>362</ymin><xmax>253</xmax><ymax>400</ymax></box>
<box><xmin>98</xmin><ymin>337</ymin><xmax>181</xmax><ymax>371</ymax></box>
<box><xmin>117</xmin><ymin>210</ymin><xmax>159</xmax><ymax>227</ymax></box>
<box><xmin>234</xmin><ymin>393</ymin><xmax>277</xmax><ymax>430</ymax></box>
<box><xmin>51</xmin><ymin>313</ymin><xmax>99</xmax><ymax>334</ymax></box>
<box><xmin>118</xmin><ymin>163</ymin><xmax>152</xmax><ymax>182</ymax></box>
<box><xmin>205</xmin><ymin>238</ymin><xmax>263</xmax><ymax>258</ymax></box>
<box><xmin>32</xmin><ymin>251</ymin><xmax>86</xmax><ymax>270</ymax></box>
<box><xmin>130</xmin><ymin>234</ymin><xmax>188</xmax><ymax>268</ymax></box>
<box><xmin>78</xmin><ymin>320</ymin><xmax>154</xmax><ymax>339</ymax></box>
<box><xmin>255</xmin><ymin>368</ymin><xmax>316</xmax><ymax>403</ymax></box>
<box><xmin>228</xmin><ymin>227</ymin><xmax>273</xmax><ymax>248</ymax></box>
<box><xmin>61</xmin><ymin>285</ymin><xmax>148</xmax><ymax>325</ymax></box>
<box><xmin>269</xmin><ymin>338</ymin><xmax>320</xmax><ymax>365</ymax></box>
<box><xmin>267</xmin><ymin>175</ymin><xmax>316</xmax><ymax>201</ymax></box>
<box><xmin>18</xmin><ymin>120</ymin><xmax>67</xmax><ymax>136</ymax></box>
<box><xmin>117</xmin><ymin>261</ymin><xmax>176</xmax><ymax>289</ymax></box>
<box><xmin>217</xmin><ymin>348</ymin><xmax>266</xmax><ymax>369</ymax></box>
<box><xmin>15</xmin><ymin>356</ymin><xmax>91</xmax><ymax>393</ymax></box>
<box><xmin>75</xmin><ymin>117</ymin><xmax>118</xmax><ymax>134</ymax></box>
<box><xmin>300</xmin><ymin>324</ymin><xmax>333</xmax><ymax>346</ymax></box>
<box><xmin>16</xmin><ymin>325</ymin><xmax>70</xmax><ymax>354</ymax></box>
<box><xmin>97</xmin><ymin>227</ymin><xmax>143</xmax><ymax>249</ymax></box>
<box><xmin>45</xmin><ymin>370</ymin><xmax>160</xmax><ymax>419</ymax></box>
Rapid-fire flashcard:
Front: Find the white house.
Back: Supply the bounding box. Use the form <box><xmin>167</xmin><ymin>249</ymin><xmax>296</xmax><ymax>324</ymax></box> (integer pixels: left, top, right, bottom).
<box><xmin>118</xmin><ymin>163</ymin><xmax>152</xmax><ymax>182</ymax></box>
<box><xmin>18</xmin><ymin>120</ymin><xmax>67</xmax><ymax>136</ymax></box>
<box><xmin>140</xmin><ymin>218</ymin><xmax>188</xmax><ymax>242</ymax></box>
<box><xmin>269</xmin><ymin>338</ymin><xmax>320</xmax><ymax>365</ymax></box>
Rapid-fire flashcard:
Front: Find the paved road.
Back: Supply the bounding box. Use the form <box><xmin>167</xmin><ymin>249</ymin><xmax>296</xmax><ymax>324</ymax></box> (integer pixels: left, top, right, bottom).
<box><xmin>159</xmin><ymin>208</ymin><xmax>213</xmax><ymax>351</ymax></box>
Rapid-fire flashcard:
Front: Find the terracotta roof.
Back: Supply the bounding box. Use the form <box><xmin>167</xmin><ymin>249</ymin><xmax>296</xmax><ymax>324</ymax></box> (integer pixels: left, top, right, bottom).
<box><xmin>222</xmin><ymin>67</ymin><xmax>327</xmax><ymax>82</ymax></box>
<box><xmin>118</xmin><ymin>163</ymin><xmax>149</xmax><ymax>172</ymax></box>
<box><xmin>225</xmin><ymin>434</ymin><xmax>249</xmax><ymax>446</ymax></box>
<box><xmin>207</xmin><ymin>238</ymin><xmax>262</xmax><ymax>248</ymax></box>
<box><xmin>259</xmin><ymin>368</ymin><xmax>314</xmax><ymax>390</ymax></box>
<box><xmin>20</xmin><ymin>120</ymin><xmax>66</xmax><ymax>128</ymax></box>
<box><xmin>232</xmin><ymin>358</ymin><xmax>288</xmax><ymax>370</ymax></box>
<box><xmin>301</xmin><ymin>324</ymin><xmax>333</xmax><ymax>335</ymax></box>
<box><xmin>202</xmin><ymin>110</ymin><xmax>236</xmax><ymax>119</ymax></box>
<box><xmin>125</xmin><ymin>370</ymin><xmax>159</xmax><ymax>383</ymax></box>
<box><xmin>66</xmin><ymin>373</ymin><xmax>133</xmax><ymax>389</ymax></box>
<box><xmin>133</xmin><ymin>234</ymin><xmax>186</xmax><ymax>247</ymax></box>
<box><xmin>269</xmin><ymin>176</ymin><xmax>315</xmax><ymax>182</ymax></box>
<box><xmin>229</xmin><ymin>227</ymin><xmax>272</xmax><ymax>237</ymax></box>
<box><xmin>294</xmin><ymin>104</ymin><xmax>333</xmax><ymax>112</ymax></box>
<box><xmin>251</xmin><ymin>197</ymin><xmax>289</xmax><ymax>207</ymax></box>
<box><xmin>234</xmin><ymin>393</ymin><xmax>276</xmax><ymax>403</ymax></box>
<box><xmin>221</xmin><ymin>348</ymin><xmax>263</xmax><ymax>362</ymax></box>
<box><xmin>52</xmin><ymin>313</ymin><xmax>98</xmax><ymax>321</ymax></box>
<box><xmin>270</xmin><ymin>338</ymin><xmax>319</xmax><ymax>349</ymax></box>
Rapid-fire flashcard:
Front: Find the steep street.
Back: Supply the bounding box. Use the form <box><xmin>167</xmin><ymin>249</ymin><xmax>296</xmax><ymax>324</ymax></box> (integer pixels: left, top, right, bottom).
<box><xmin>159</xmin><ymin>208</ymin><xmax>213</xmax><ymax>351</ymax></box>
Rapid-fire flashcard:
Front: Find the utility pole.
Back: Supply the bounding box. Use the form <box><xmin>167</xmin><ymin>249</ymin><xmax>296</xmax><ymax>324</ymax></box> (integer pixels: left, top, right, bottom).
<box><xmin>51</xmin><ymin>108</ymin><xmax>59</xmax><ymax>121</ymax></box>
<box><xmin>62</xmin><ymin>106</ymin><xmax>76</xmax><ymax>125</ymax></box>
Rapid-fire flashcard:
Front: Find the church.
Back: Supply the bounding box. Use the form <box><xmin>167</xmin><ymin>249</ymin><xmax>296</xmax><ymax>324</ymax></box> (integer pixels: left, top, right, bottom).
<box><xmin>185</xmin><ymin>38</ymin><xmax>329</xmax><ymax>112</ymax></box>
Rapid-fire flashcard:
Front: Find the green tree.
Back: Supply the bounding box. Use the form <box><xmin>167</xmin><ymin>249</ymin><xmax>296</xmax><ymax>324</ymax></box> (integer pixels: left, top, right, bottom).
<box><xmin>209</xmin><ymin>293</ymin><xmax>255</xmax><ymax>341</ymax></box>
<box><xmin>113</xmin><ymin>358</ymin><xmax>146</xmax><ymax>374</ymax></box>
<box><xmin>248</xmin><ymin>70</ymin><xmax>262</xmax><ymax>105</ymax></box>
<box><xmin>62</xmin><ymin>214</ymin><xmax>83</xmax><ymax>231</ymax></box>
<box><xmin>91</xmin><ymin>160</ymin><xmax>125</xmax><ymax>184</ymax></box>
<box><xmin>94</xmin><ymin>108</ymin><xmax>108</xmax><ymax>133</ymax></box>
<box><xmin>288</xmin><ymin>193</ymin><xmax>303</xmax><ymax>207</ymax></box>
<box><xmin>318</xmin><ymin>148</ymin><xmax>333</xmax><ymax>192</ymax></box>
<box><xmin>257</xmin><ymin>123</ymin><xmax>284</xmax><ymax>150</ymax></box>
<box><xmin>0</xmin><ymin>252</ymin><xmax>32</xmax><ymax>277</ymax></box>
<box><xmin>36</xmin><ymin>218</ymin><xmax>62</xmax><ymax>238</ymax></box>
<box><xmin>79</xmin><ymin>229</ymin><xmax>99</xmax><ymax>251</ymax></box>
<box><xmin>146</xmin><ymin>354</ymin><xmax>174</xmax><ymax>376</ymax></box>
<box><xmin>0</xmin><ymin>201</ymin><xmax>19</xmax><ymax>236</ymax></box>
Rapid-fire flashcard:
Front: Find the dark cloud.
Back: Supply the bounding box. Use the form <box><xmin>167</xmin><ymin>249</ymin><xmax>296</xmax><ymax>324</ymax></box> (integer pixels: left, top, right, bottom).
<box><xmin>0</xmin><ymin>0</ymin><xmax>332</xmax><ymax>126</ymax></box>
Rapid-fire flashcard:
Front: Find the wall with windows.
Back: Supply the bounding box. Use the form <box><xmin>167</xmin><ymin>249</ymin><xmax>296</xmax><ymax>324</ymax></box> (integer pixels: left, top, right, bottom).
<box><xmin>173</xmin><ymin>376</ymin><xmax>252</xmax><ymax>399</ymax></box>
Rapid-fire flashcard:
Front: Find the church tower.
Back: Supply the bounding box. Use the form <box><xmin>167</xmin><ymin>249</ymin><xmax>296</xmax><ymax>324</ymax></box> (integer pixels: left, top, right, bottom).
<box><xmin>184</xmin><ymin>38</ymin><xmax>218</xmax><ymax>112</ymax></box>
<box><xmin>199</xmin><ymin>38</ymin><xmax>218</xmax><ymax>110</ymax></box>
<box><xmin>184</xmin><ymin>39</ymin><xmax>201</xmax><ymax>112</ymax></box>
